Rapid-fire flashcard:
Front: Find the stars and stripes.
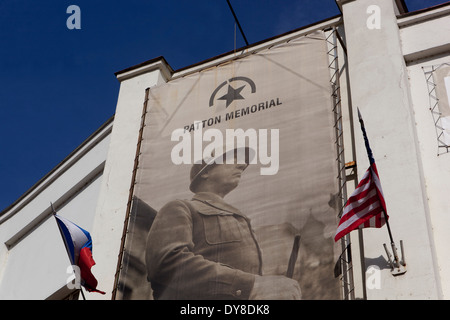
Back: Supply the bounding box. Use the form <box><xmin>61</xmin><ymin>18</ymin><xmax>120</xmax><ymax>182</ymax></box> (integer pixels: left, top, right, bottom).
<box><xmin>334</xmin><ymin>109</ymin><xmax>389</xmax><ymax>242</ymax></box>
<box><xmin>334</xmin><ymin>162</ymin><xmax>388</xmax><ymax>241</ymax></box>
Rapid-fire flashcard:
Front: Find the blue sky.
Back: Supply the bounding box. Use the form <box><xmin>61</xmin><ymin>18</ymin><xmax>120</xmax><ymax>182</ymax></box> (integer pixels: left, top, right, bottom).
<box><xmin>0</xmin><ymin>0</ymin><xmax>446</xmax><ymax>211</ymax></box>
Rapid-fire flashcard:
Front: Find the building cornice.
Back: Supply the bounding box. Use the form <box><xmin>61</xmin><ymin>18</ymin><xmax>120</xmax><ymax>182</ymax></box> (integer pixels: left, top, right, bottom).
<box><xmin>114</xmin><ymin>56</ymin><xmax>174</xmax><ymax>83</ymax></box>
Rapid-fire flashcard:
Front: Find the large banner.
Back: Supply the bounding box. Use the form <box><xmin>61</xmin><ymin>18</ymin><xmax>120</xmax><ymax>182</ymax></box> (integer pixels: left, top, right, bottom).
<box><xmin>116</xmin><ymin>31</ymin><xmax>341</xmax><ymax>300</ymax></box>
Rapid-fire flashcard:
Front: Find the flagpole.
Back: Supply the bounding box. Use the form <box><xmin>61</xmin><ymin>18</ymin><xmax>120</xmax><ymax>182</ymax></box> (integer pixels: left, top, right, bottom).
<box><xmin>356</xmin><ymin>109</ymin><xmax>405</xmax><ymax>272</ymax></box>
<box><xmin>79</xmin><ymin>287</ymin><xmax>86</xmax><ymax>300</ymax></box>
<box><xmin>382</xmin><ymin>210</ymin><xmax>395</xmax><ymax>246</ymax></box>
<box><xmin>356</xmin><ymin>109</ymin><xmax>395</xmax><ymax>246</ymax></box>
<box><xmin>50</xmin><ymin>202</ymin><xmax>56</xmax><ymax>216</ymax></box>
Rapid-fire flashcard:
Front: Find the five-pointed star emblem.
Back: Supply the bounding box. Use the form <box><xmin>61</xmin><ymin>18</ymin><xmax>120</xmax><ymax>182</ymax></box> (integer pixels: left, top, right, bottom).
<box><xmin>218</xmin><ymin>84</ymin><xmax>246</xmax><ymax>108</ymax></box>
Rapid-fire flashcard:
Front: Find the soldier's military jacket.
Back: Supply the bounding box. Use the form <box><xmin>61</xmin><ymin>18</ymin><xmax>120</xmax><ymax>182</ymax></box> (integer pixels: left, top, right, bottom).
<box><xmin>145</xmin><ymin>192</ymin><xmax>263</xmax><ymax>300</ymax></box>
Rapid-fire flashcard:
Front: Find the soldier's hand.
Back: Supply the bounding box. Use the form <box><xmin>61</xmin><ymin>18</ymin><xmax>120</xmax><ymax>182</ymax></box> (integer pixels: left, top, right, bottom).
<box><xmin>249</xmin><ymin>275</ymin><xmax>301</xmax><ymax>300</ymax></box>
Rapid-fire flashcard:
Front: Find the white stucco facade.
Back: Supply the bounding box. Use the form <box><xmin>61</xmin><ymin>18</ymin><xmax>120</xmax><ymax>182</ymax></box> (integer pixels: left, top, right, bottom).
<box><xmin>0</xmin><ymin>119</ymin><xmax>112</xmax><ymax>299</ymax></box>
<box><xmin>337</xmin><ymin>0</ymin><xmax>450</xmax><ymax>300</ymax></box>
<box><xmin>1</xmin><ymin>0</ymin><xmax>450</xmax><ymax>300</ymax></box>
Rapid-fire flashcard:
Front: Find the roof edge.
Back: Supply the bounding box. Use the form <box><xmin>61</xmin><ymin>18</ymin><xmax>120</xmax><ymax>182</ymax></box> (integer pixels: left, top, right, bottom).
<box><xmin>114</xmin><ymin>56</ymin><xmax>174</xmax><ymax>82</ymax></box>
<box><xmin>0</xmin><ymin>115</ymin><xmax>114</xmax><ymax>218</ymax></box>
<box><xmin>113</xmin><ymin>13</ymin><xmax>343</xmax><ymax>83</ymax></box>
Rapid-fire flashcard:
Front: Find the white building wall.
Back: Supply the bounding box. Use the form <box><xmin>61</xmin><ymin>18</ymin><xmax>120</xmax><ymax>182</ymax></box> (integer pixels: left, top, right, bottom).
<box><xmin>0</xmin><ymin>174</ymin><xmax>103</xmax><ymax>299</ymax></box>
<box><xmin>90</xmin><ymin>60</ymin><xmax>171</xmax><ymax>299</ymax></box>
<box><xmin>406</xmin><ymin>55</ymin><xmax>450</xmax><ymax>300</ymax></box>
<box><xmin>400</xmin><ymin>6</ymin><xmax>450</xmax><ymax>298</ymax></box>
<box><xmin>0</xmin><ymin>121</ymin><xmax>112</xmax><ymax>299</ymax></box>
<box><xmin>338</xmin><ymin>0</ymin><xmax>444</xmax><ymax>299</ymax></box>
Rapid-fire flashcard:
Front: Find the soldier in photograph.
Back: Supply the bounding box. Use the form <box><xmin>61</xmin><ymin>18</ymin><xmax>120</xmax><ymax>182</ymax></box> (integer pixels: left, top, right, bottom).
<box><xmin>145</xmin><ymin>147</ymin><xmax>301</xmax><ymax>300</ymax></box>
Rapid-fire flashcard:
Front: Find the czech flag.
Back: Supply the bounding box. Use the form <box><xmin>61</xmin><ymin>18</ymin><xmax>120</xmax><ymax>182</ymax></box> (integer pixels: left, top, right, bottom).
<box><xmin>54</xmin><ymin>214</ymin><xmax>105</xmax><ymax>294</ymax></box>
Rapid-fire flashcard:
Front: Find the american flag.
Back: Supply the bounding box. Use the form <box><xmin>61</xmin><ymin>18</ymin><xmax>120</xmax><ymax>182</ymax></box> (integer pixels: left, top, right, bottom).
<box><xmin>334</xmin><ymin>109</ymin><xmax>389</xmax><ymax>242</ymax></box>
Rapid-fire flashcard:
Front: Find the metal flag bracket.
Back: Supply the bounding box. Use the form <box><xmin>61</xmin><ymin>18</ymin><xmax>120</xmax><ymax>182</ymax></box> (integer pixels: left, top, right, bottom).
<box><xmin>383</xmin><ymin>240</ymin><xmax>406</xmax><ymax>276</ymax></box>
